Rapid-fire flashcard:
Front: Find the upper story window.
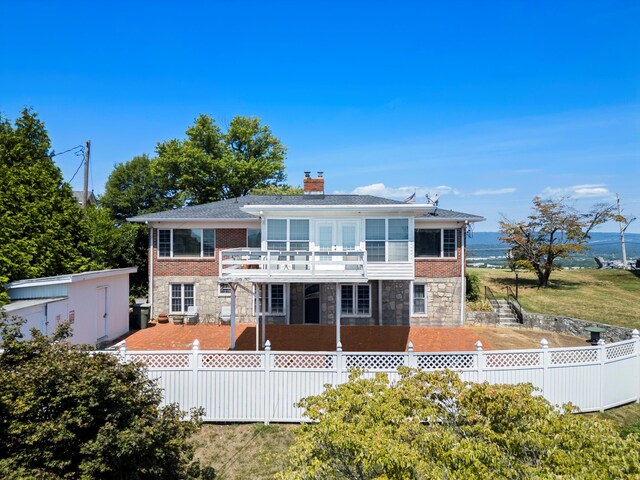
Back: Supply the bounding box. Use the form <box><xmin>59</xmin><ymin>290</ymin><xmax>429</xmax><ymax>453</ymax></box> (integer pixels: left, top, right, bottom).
<box><xmin>266</xmin><ymin>219</ymin><xmax>309</xmax><ymax>251</ymax></box>
<box><xmin>365</xmin><ymin>218</ymin><xmax>409</xmax><ymax>262</ymax></box>
<box><xmin>414</xmin><ymin>228</ymin><xmax>457</xmax><ymax>258</ymax></box>
<box><xmin>247</xmin><ymin>228</ymin><xmax>261</xmax><ymax>248</ymax></box>
<box><xmin>158</xmin><ymin>229</ymin><xmax>216</xmax><ymax>258</ymax></box>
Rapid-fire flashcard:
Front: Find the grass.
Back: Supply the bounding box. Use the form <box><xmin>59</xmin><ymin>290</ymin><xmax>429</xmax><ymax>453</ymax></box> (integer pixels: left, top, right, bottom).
<box><xmin>590</xmin><ymin>402</ymin><xmax>640</xmax><ymax>438</ymax></box>
<box><xmin>192</xmin><ymin>423</ymin><xmax>298</xmax><ymax>479</ymax></box>
<box><xmin>470</xmin><ymin>267</ymin><xmax>640</xmax><ymax>329</ymax></box>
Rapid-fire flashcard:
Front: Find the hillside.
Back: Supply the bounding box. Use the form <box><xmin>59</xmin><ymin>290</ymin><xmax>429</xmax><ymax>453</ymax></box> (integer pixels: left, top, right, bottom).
<box><xmin>471</xmin><ymin>267</ymin><xmax>640</xmax><ymax>329</ymax></box>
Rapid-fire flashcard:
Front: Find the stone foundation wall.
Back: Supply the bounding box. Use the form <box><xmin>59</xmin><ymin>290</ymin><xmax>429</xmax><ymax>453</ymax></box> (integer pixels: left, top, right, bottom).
<box><xmin>411</xmin><ymin>277</ymin><xmax>462</xmax><ymax>326</ymax></box>
<box><xmin>152</xmin><ymin>277</ymin><xmax>254</xmax><ymax>324</ymax></box>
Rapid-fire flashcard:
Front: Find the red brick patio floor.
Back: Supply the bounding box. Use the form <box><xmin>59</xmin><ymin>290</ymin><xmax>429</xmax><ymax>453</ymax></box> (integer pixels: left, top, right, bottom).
<box><xmin>119</xmin><ymin>322</ymin><xmax>588</xmax><ymax>352</ymax></box>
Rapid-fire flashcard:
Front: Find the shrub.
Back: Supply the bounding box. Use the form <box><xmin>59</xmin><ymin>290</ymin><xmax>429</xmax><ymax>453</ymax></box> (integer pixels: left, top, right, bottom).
<box><xmin>466</xmin><ymin>271</ymin><xmax>482</xmax><ymax>301</ymax></box>
<box><xmin>0</xmin><ymin>313</ymin><xmax>210</xmax><ymax>479</ymax></box>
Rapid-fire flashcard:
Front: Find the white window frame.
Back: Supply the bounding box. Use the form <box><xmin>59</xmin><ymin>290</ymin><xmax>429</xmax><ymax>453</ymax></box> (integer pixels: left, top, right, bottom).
<box><xmin>414</xmin><ymin>228</ymin><xmax>458</xmax><ymax>259</ymax></box>
<box><xmin>169</xmin><ymin>283</ymin><xmax>195</xmax><ymax>313</ymax></box>
<box><xmin>266</xmin><ymin>219</ymin><xmax>310</xmax><ymax>251</ymax></box>
<box><xmin>218</xmin><ymin>282</ymin><xmax>231</xmax><ymax>297</ymax></box>
<box><xmin>411</xmin><ymin>282</ymin><xmax>427</xmax><ymax>316</ymax></box>
<box><xmin>254</xmin><ymin>284</ymin><xmax>286</xmax><ymax>316</ymax></box>
<box><xmin>341</xmin><ymin>284</ymin><xmax>371</xmax><ymax>316</ymax></box>
<box><xmin>157</xmin><ymin>228</ymin><xmax>216</xmax><ymax>258</ymax></box>
<box><xmin>365</xmin><ymin>218</ymin><xmax>410</xmax><ymax>263</ymax></box>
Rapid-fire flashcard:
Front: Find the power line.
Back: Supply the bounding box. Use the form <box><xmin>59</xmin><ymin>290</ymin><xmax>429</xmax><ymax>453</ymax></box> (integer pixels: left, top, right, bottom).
<box><xmin>68</xmin><ymin>156</ymin><xmax>85</xmax><ymax>183</ymax></box>
<box><xmin>51</xmin><ymin>145</ymin><xmax>84</xmax><ymax>158</ymax></box>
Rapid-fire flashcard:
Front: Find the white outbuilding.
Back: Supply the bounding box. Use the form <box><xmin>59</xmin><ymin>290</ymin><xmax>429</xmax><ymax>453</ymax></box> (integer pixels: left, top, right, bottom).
<box><xmin>3</xmin><ymin>267</ymin><xmax>137</xmax><ymax>347</ymax></box>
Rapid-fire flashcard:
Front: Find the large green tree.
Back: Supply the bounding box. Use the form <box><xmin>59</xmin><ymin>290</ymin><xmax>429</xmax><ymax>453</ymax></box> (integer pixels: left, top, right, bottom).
<box><xmin>0</xmin><ymin>109</ymin><xmax>97</xmax><ymax>281</ymax></box>
<box><xmin>0</xmin><ymin>314</ymin><xmax>212</xmax><ymax>479</ymax></box>
<box><xmin>499</xmin><ymin>197</ymin><xmax>616</xmax><ymax>287</ymax></box>
<box><xmin>278</xmin><ymin>369</ymin><xmax>640</xmax><ymax>479</ymax></box>
<box><xmin>154</xmin><ymin>114</ymin><xmax>287</xmax><ymax>205</ymax></box>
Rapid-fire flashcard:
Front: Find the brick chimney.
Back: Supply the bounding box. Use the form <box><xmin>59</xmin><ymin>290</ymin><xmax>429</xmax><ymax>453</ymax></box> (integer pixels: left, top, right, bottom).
<box><xmin>303</xmin><ymin>171</ymin><xmax>325</xmax><ymax>194</ymax></box>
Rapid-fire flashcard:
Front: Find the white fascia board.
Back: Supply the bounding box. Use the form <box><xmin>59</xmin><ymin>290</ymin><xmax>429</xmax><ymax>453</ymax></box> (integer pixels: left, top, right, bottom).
<box><xmin>414</xmin><ymin>216</ymin><xmax>486</xmax><ymax>224</ymax></box>
<box><xmin>7</xmin><ymin>267</ymin><xmax>138</xmax><ymax>289</ymax></box>
<box><xmin>148</xmin><ymin>219</ymin><xmax>260</xmax><ymax>229</ymax></box>
<box><xmin>241</xmin><ymin>204</ymin><xmax>434</xmax><ymax>216</ymax></box>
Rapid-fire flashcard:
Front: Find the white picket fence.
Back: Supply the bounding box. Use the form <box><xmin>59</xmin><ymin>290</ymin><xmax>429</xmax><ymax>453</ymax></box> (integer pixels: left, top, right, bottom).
<box><xmin>110</xmin><ymin>331</ymin><xmax>640</xmax><ymax>423</ymax></box>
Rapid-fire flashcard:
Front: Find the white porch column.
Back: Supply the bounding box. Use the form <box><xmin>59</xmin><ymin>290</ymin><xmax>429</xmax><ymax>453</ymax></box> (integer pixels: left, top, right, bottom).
<box><xmin>378</xmin><ymin>280</ymin><xmax>383</xmax><ymax>326</ymax></box>
<box><xmin>230</xmin><ymin>283</ymin><xmax>237</xmax><ymax>350</ymax></box>
<box><xmin>261</xmin><ymin>283</ymin><xmax>267</xmax><ymax>349</ymax></box>
<box><xmin>255</xmin><ymin>283</ymin><xmax>260</xmax><ymax>351</ymax></box>
<box><xmin>335</xmin><ymin>283</ymin><xmax>341</xmax><ymax>348</ymax></box>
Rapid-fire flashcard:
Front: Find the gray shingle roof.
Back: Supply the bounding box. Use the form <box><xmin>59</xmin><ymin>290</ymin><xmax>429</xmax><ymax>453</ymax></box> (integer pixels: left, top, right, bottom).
<box><xmin>416</xmin><ymin>209</ymin><xmax>485</xmax><ymax>221</ymax></box>
<box><xmin>127</xmin><ymin>194</ymin><xmax>484</xmax><ymax>222</ymax></box>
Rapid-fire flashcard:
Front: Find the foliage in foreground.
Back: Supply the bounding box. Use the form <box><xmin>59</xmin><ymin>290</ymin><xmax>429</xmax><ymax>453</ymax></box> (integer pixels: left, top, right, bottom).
<box><xmin>0</xmin><ymin>315</ymin><xmax>211</xmax><ymax>479</ymax></box>
<box><xmin>278</xmin><ymin>369</ymin><xmax>640</xmax><ymax>479</ymax></box>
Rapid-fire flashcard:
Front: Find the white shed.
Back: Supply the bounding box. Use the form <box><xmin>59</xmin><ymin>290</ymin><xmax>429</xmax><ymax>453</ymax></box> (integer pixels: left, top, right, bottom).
<box><xmin>4</xmin><ymin>267</ymin><xmax>137</xmax><ymax>346</ymax></box>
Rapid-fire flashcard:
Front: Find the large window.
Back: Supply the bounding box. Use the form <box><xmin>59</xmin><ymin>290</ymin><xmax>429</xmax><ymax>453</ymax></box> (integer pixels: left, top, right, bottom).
<box><xmin>415</xmin><ymin>228</ymin><xmax>457</xmax><ymax>258</ymax></box>
<box><xmin>158</xmin><ymin>229</ymin><xmax>215</xmax><ymax>258</ymax></box>
<box><xmin>267</xmin><ymin>219</ymin><xmax>309</xmax><ymax>251</ymax></box>
<box><xmin>365</xmin><ymin>219</ymin><xmax>409</xmax><ymax>262</ymax></box>
<box><xmin>413</xmin><ymin>283</ymin><xmax>427</xmax><ymax>315</ymax></box>
<box><xmin>341</xmin><ymin>284</ymin><xmax>371</xmax><ymax>316</ymax></box>
<box><xmin>255</xmin><ymin>284</ymin><xmax>285</xmax><ymax>315</ymax></box>
<box><xmin>170</xmin><ymin>283</ymin><xmax>195</xmax><ymax>313</ymax></box>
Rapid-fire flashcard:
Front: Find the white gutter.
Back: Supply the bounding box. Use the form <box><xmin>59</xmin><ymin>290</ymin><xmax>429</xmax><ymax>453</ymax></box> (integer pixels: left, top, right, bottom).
<box><xmin>149</xmin><ymin>225</ymin><xmax>154</xmax><ymax>318</ymax></box>
<box><xmin>460</xmin><ymin>221</ymin><xmax>468</xmax><ymax>325</ymax></box>
<box><xmin>241</xmin><ymin>204</ymin><xmax>434</xmax><ymax>214</ymax></box>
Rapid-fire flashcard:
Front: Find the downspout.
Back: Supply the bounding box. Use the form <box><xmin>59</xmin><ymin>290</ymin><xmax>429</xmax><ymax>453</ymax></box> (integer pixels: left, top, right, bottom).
<box><xmin>460</xmin><ymin>221</ymin><xmax>468</xmax><ymax>325</ymax></box>
<box><xmin>148</xmin><ymin>223</ymin><xmax>154</xmax><ymax>319</ymax></box>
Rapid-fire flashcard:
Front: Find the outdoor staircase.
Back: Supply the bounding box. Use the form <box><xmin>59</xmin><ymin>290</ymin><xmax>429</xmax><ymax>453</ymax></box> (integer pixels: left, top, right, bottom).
<box><xmin>495</xmin><ymin>300</ymin><xmax>521</xmax><ymax>327</ymax></box>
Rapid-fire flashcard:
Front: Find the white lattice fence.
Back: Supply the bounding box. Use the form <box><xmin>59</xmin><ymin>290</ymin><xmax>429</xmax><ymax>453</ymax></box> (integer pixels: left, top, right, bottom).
<box><xmin>113</xmin><ymin>331</ymin><xmax>640</xmax><ymax>422</ymax></box>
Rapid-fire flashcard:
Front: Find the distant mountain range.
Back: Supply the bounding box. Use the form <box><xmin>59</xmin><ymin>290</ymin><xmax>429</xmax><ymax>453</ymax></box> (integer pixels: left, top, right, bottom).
<box><xmin>466</xmin><ymin>231</ymin><xmax>640</xmax><ymax>269</ymax></box>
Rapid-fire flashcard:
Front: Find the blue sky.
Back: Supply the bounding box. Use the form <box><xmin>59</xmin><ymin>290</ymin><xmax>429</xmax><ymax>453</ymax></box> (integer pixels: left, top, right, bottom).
<box><xmin>1</xmin><ymin>1</ymin><xmax>638</xmax><ymax>232</ymax></box>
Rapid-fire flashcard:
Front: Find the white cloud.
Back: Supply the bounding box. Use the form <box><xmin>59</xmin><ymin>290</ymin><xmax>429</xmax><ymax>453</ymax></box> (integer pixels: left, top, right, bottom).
<box><xmin>348</xmin><ymin>183</ymin><xmax>460</xmax><ymax>200</ymax></box>
<box><xmin>472</xmin><ymin>187</ymin><xmax>516</xmax><ymax>196</ymax></box>
<box><xmin>542</xmin><ymin>184</ymin><xmax>613</xmax><ymax>199</ymax></box>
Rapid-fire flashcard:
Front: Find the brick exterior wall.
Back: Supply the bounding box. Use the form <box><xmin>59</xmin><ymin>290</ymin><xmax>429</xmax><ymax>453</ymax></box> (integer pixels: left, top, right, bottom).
<box><xmin>150</xmin><ymin>228</ymin><xmax>247</xmax><ymax>277</ymax></box>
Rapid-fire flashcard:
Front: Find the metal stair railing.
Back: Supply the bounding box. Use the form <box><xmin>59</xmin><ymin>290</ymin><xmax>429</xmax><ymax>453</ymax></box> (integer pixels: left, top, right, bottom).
<box><xmin>506</xmin><ymin>286</ymin><xmax>524</xmax><ymax>324</ymax></box>
<box><xmin>484</xmin><ymin>286</ymin><xmax>500</xmax><ymax>313</ymax></box>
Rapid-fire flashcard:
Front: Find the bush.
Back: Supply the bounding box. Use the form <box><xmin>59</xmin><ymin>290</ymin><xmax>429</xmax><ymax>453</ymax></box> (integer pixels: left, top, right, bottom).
<box><xmin>0</xmin><ymin>313</ymin><xmax>210</xmax><ymax>479</ymax></box>
<box><xmin>278</xmin><ymin>369</ymin><xmax>640</xmax><ymax>479</ymax></box>
<box><xmin>466</xmin><ymin>271</ymin><xmax>482</xmax><ymax>301</ymax></box>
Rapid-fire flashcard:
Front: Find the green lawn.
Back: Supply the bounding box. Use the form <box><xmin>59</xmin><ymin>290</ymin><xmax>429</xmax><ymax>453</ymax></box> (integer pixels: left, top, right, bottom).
<box><xmin>470</xmin><ymin>268</ymin><xmax>640</xmax><ymax>330</ymax></box>
<box><xmin>192</xmin><ymin>423</ymin><xmax>297</xmax><ymax>480</ymax></box>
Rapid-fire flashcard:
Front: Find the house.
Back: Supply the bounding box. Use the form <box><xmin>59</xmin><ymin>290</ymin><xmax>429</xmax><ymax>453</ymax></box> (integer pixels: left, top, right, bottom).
<box><xmin>72</xmin><ymin>190</ymin><xmax>97</xmax><ymax>207</ymax></box>
<box><xmin>3</xmin><ymin>267</ymin><xmax>137</xmax><ymax>346</ymax></box>
<box><xmin>128</xmin><ymin>173</ymin><xmax>484</xmax><ymax>348</ymax></box>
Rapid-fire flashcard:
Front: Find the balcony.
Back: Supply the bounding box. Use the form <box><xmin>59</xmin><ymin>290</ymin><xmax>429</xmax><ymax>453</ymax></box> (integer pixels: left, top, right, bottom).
<box><xmin>219</xmin><ymin>248</ymin><xmax>368</xmax><ymax>283</ymax></box>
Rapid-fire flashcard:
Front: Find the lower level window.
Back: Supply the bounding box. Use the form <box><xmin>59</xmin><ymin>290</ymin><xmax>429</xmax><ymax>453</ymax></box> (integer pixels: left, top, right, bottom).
<box><xmin>255</xmin><ymin>284</ymin><xmax>285</xmax><ymax>315</ymax></box>
<box><xmin>170</xmin><ymin>283</ymin><xmax>195</xmax><ymax>313</ymax></box>
<box><xmin>219</xmin><ymin>282</ymin><xmax>232</xmax><ymax>296</ymax></box>
<box><xmin>341</xmin><ymin>284</ymin><xmax>370</xmax><ymax>315</ymax></box>
<box><xmin>413</xmin><ymin>283</ymin><xmax>426</xmax><ymax>314</ymax></box>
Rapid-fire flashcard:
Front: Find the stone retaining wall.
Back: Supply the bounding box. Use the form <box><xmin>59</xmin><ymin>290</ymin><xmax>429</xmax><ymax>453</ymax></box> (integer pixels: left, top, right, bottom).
<box><xmin>465</xmin><ymin>309</ymin><xmax>636</xmax><ymax>342</ymax></box>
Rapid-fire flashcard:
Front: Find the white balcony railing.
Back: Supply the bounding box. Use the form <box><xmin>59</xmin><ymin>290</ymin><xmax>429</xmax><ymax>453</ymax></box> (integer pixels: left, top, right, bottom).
<box><xmin>219</xmin><ymin>248</ymin><xmax>367</xmax><ymax>282</ymax></box>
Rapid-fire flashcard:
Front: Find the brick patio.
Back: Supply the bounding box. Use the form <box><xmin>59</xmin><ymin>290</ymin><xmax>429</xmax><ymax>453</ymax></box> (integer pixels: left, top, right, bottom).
<box><xmin>119</xmin><ymin>322</ymin><xmax>588</xmax><ymax>352</ymax></box>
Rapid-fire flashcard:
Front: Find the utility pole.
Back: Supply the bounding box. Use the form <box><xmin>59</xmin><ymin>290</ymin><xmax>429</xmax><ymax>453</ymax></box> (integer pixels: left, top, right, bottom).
<box><xmin>82</xmin><ymin>140</ymin><xmax>90</xmax><ymax>210</ymax></box>
<box><xmin>617</xmin><ymin>194</ymin><xmax>636</xmax><ymax>269</ymax></box>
